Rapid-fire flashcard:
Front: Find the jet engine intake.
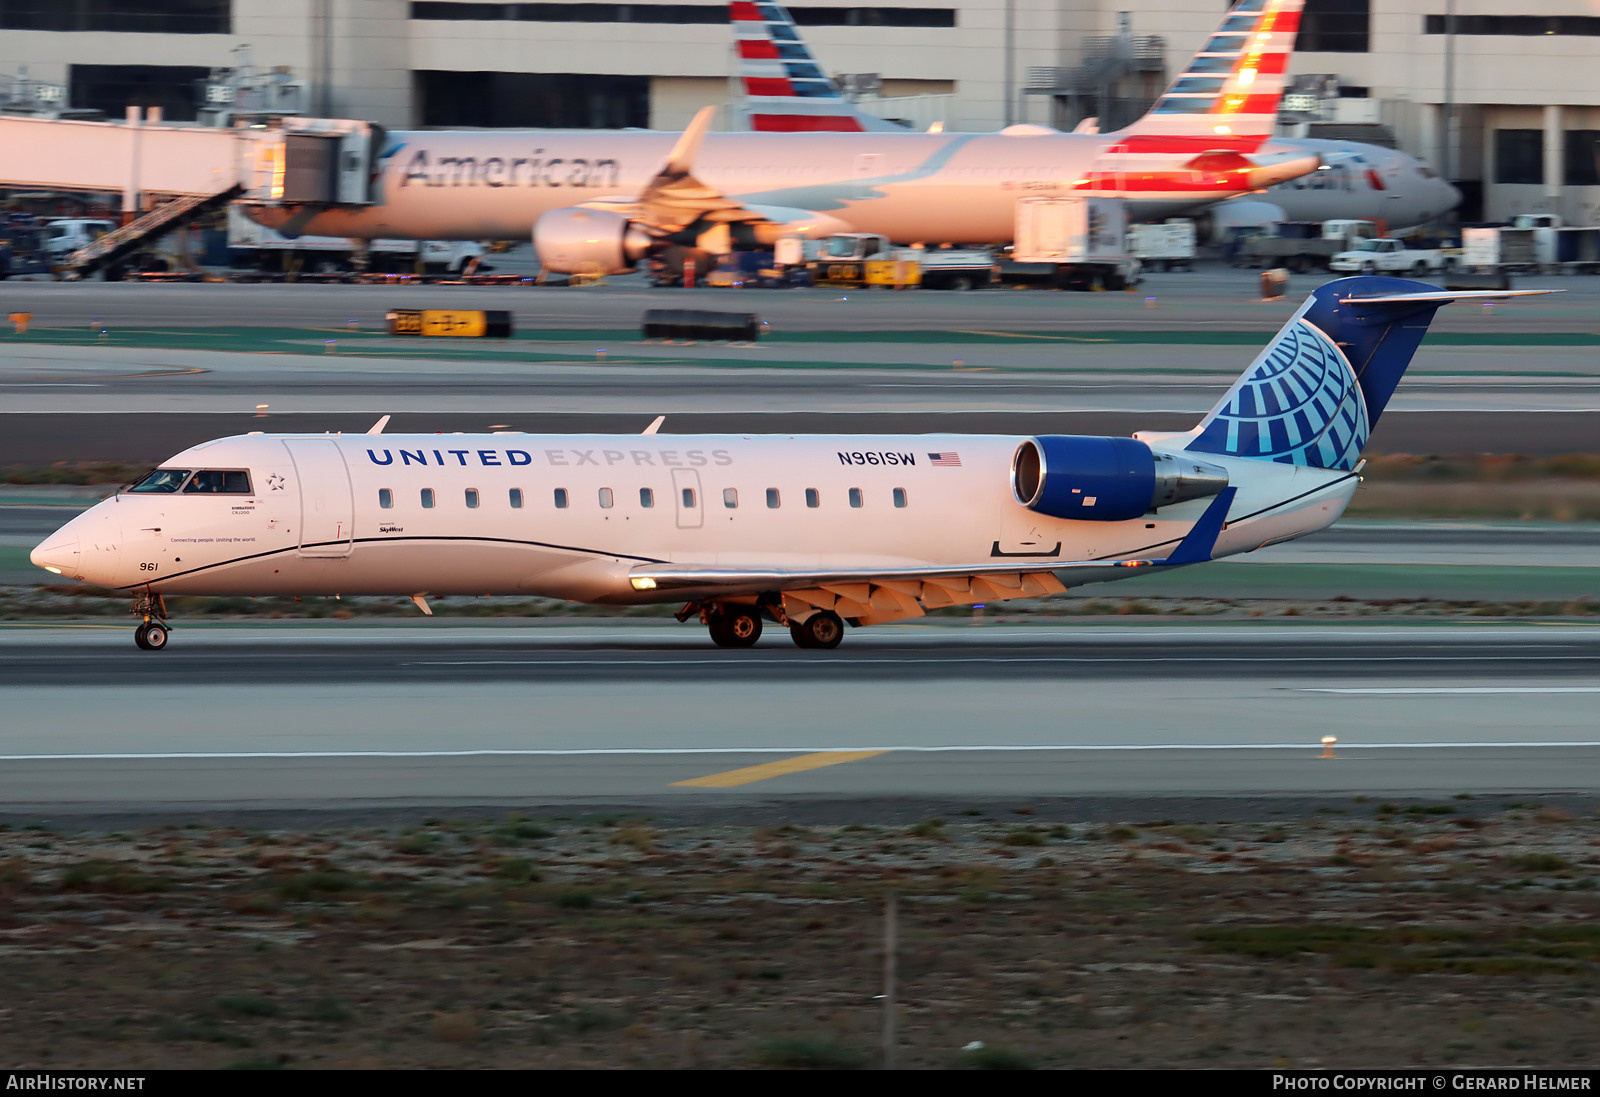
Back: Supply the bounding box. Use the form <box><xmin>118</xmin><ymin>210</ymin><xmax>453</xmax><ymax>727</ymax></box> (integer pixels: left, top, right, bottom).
<box><xmin>1011</xmin><ymin>436</ymin><xmax>1228</xmax><ymax>522</ymax></box>
<box><xmin>533</xmin><ymin>208</ymin><xmax>652</xmax><ymax>275</ymax></box>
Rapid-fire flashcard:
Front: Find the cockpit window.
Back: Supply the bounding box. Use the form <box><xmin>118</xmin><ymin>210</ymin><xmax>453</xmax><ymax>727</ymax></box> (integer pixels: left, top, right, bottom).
<box><xmin>182</xmin><ymin>470</ymin><xmax>252</xmax><ymax>494</ymax></box>
<box><xmin>128</xmin><ymin>468</ymin><xmax>190</xmax><ymax>493</ymax></box>
<box><xmin>1417</xmin><ymin>165</ymin><xmax>1439</xmax><ymax>178</ymax></box>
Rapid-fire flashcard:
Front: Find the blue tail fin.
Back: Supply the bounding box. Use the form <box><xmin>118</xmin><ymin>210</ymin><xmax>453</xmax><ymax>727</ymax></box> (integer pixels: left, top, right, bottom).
<box><xmin>1184</xmin><ymin>276</ymin><xmax>1544</xmax><ymax>470</ymax></box>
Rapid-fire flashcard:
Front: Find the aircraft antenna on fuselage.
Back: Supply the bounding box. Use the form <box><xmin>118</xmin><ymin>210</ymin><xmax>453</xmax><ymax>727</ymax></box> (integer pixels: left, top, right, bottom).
<box><xmin>366</xmin><ymin>415</ymin><xmax>391</xmax><ymax>435</ymax></box>
<box><xmin>642</xmin><ymin>415</ymin><xmax>666</xmax><ymax>436</ymax></box>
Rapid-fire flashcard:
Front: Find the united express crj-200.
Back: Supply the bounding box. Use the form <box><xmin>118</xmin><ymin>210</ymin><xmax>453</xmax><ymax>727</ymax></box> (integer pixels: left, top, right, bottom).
<box><xmin>32</xmin><ymin>277</ymin><xmax>1545</xmax><ymax>651</ymax></box>
<box><xmin>245</xmin><ymin>0</ymin><xmax>1323</xmax><ymax>274</ymax></box>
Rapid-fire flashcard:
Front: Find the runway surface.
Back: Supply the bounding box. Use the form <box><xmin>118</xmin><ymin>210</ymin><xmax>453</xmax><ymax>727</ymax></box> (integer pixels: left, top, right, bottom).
<box><xmin>4</xmin><ymin>269</ymin><xmax>1597</xmax><ymax>332</ymax></box>
<box><xmin>1</xmin><ymin>623</ymin><xmax>1596</xmax><ymax>810</ymax></box>
<box><xmin>3</xmin><ymin>269</ymin><xmax>1595</xmax><ymax>464</ymax></box>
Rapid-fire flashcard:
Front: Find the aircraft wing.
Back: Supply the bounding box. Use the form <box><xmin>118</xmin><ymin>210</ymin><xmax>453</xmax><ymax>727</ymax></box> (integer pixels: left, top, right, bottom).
<box><xmin>579</xmin><ymin>107</ymin><xmax>848</xmax><ymax>236</ymax></box>
<box><xmin>628</xmin><ymin>490</ymin><xmax>1235</xmax><ymax>623</ymax></box>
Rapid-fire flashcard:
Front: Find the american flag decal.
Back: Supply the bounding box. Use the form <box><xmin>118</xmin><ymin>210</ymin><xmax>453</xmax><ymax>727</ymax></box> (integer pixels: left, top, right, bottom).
<box><xmin>929</xmin><ymin>452</ymin><xmax>962</xmax><ymax>467</ymax></box>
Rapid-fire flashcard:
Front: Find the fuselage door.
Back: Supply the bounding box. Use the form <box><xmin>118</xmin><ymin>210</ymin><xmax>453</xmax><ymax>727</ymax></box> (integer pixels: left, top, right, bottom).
<box><xmin>671</xmin><ymin>468</ymin><xmax>703</xmax><ymax>530</ymax></box>
<box><xmin>283</xmin><ymin>439</ymin><xmax>354</xmax><ymax>557</ymax></box>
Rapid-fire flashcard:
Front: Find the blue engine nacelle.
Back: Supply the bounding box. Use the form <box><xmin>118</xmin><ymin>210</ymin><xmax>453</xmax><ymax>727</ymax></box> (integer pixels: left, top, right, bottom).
<box><xmin>1011</xmin><ymin>436</ymin><xmax>1229</xmax><ymax>522</ymax></box>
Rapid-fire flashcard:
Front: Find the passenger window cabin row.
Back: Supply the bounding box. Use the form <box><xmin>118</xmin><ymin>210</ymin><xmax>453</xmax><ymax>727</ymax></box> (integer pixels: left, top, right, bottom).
<box><xmin>376</xmin><ymin>486</ymin><xmax>911</xmax><ymax>510</ymax></box>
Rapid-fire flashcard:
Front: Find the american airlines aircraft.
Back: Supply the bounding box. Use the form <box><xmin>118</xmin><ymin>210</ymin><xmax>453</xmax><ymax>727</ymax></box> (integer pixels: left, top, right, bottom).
<box><xmin>244</xmin><ymin>0</ymin><xmax>1322</xmax><ymax>274</ymax></box>
<box><xmin>31</xmin><ymin>277</ymin><xmax>1543</xmax><ymax>652</ymax></box>
<box><xmin>730</xmin><ymin>1</ymin><xmax>1460</xmax><ymax>237</ymax></box>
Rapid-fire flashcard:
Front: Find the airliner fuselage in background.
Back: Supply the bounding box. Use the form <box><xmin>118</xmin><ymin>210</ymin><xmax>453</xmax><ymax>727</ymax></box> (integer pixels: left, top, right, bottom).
<box><xmin>252</xmin><ymin>126</ymin><xmax>1319</xmax><ymax>245</ymax></box>
<box><xmin>244</xmin><ymin>0</ymin><xmax>1320</xmax><ymax>272</ymax></box>
<box><xmin>1213</xmin><ymin>138</ymin><xmax>1460</xmax><ymax>237</ymax></box>
<box><xmin>30</xmin><ymin>278</ymin><xmax>1547</xmax><ymax>652</ymax></box>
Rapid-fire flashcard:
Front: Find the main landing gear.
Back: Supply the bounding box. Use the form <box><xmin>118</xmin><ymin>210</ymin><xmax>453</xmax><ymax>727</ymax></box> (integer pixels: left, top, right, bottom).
<box><xmin>132</xmin><ymin>591</ymin><xmax>170</xmax><ymax>651</ymax></box>
<box><xmin>683</xmin><ymin>601</ymin><xmax>845</xmax><ymax>650</ymax></box>
<box><xmin>706</xmin><ymin>604</ymin><xmax>763</xmax><ymax>648</ymax></box>
<box><xmin>789</xmin><ymin>610</ymin><xmax>844</xmax><ymax>650</ymax></box>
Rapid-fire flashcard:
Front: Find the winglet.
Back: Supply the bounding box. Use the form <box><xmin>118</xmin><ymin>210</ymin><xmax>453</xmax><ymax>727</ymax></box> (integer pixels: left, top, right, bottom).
<box><xmin>664</xmin><ymin>107</ymin><xmax>717</xmax><ymax>177</ymax></box>
<box><xmin>1160</xmin><ymin>487</ymin><xmax>1236</xmax><ymax>567</ymax></box>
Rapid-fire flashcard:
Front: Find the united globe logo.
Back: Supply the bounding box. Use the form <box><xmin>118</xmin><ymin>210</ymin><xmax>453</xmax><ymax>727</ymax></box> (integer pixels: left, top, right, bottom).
<box><xmin>1188</xmin><ymin>319</ymin><xmax>1369</xmax><ymax>471</ymax></box>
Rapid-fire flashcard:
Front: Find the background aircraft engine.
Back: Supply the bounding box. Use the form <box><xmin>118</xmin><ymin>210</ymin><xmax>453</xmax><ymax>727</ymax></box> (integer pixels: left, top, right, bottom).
<box><xmin>1011</xmin><ymin>436</ymin><xmax>1229</xmax><ymax>522</ymax></box>
<box><xmin>533</xmin><ymin>208</ymin><xmax>652</xmax><ymax>274</ymax></box>
<box><xmin>1193</xmin><ymin>199</ymin><xmax>1289</xmax><ymax>246</ymax></box>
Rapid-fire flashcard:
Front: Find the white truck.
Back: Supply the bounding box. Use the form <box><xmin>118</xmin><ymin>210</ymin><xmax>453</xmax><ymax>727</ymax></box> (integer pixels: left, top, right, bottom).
<box><xmin>1329</xmin><ymin>237</ymin><xmax>1453</xmax><ymax>275</ymax></box>
<box><xmin>225</xmin><ymin>206</ymin><xmax>484</xmax><ymax>276</ymax></box>
<box><xmin>1011</xmin><ymin>196</ymin><xmax>1138</xmax><ymax>290</ymax></box>
<box><xmin>1126</xmin><ymin>220</ymin><xmax>1196</xmax><ymax>271</ymax></box>
<box><xmin>44</xmin><ymin>219</ymin><xmax>116</xmax><ymax>260</ymax></box>
<box><xmin>1235</xmin><ymin>219</ymin><xmax>1378</xmax><ymax>272</ymax></box>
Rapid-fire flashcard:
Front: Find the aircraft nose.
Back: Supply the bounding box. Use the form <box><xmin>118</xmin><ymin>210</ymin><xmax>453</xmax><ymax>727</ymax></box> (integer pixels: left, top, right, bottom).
<box><xmin>30</xmin><ymin>533</ymin><xmax>80</xmax><ymax>577</ymax></box>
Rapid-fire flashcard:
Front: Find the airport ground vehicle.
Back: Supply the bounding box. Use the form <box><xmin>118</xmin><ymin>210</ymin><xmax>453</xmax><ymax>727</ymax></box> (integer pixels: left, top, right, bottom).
<box><xmin>44</xmin><ymin>218</ymin><xmax>115</xmax><ymax>259</ymax></box>
<box><xmin>1233</xmin><ymin>219</ymin><xmax>1378</xmax><ymax>272</ymax></box>
<box><xmin>1462</xmin><ymin>215</ymin><xmax>1600</xmax><ymax>274</ymax></box>
<box><xmin>810</xmin><ymin>234</ymin><xmax>993</xmax><ymax>290</ymax></box>
<box><xmin>30</xmin><ymin>276</ymin><xmax>1547</xmax><ymax>652</ymax></box>
<box><xmin>225</xmin><ymin>207</ymin><xmax>483</xmax><ymax>275</ymax></box>
<box><xmin>1012</xmin><ymin>196</ymin><xmax>1139</xmax><ymax>290</ymax></box>
<box><xmin>0</xmin><ymin>214</ymin><xmax>53</xmax><ymax>277</ymax></box>
<box><xmin>1127</xmin><ymin>221</ymin><xmax>1196</xmax><ymax>271</ymax></box>
<box><xmin>1329</xmin><ymin>237</ymin><xmax>1453</xmax><ymax>275</ymax></box>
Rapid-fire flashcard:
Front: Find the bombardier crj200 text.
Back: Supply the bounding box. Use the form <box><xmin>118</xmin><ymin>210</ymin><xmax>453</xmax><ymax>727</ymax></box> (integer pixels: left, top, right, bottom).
<box><xmin>32</xmin><ymin>278</ymin><xmax>1545</xmax><ymax>651</ymax></box>
<box><xmin>246</xmin><ymin>0</ymin><xmax>1321</xmax><ymax>275</ymax></box>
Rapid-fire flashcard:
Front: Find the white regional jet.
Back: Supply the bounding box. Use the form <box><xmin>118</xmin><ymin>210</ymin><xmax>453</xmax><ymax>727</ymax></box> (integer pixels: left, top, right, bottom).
<box><xmin>730</xmin><ymin>1</ymin><xmax>1461</xmax><ymax>239</ymax></box>
<box><xmin>31</xmin><ymin>277</ymin><xmax>1544</xmax><ymax>652</ymax></box>
<box><xmin>244</xmin><ymin>0</ymin><xmax>1322</xmax><ymax>274</ymax></box>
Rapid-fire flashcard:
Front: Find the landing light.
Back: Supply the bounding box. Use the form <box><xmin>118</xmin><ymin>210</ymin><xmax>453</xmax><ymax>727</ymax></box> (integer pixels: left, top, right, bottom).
<box><xmin>43</xmin><ymin>566</ymin><xmax>62</xmax><ymax>575</ymax></box>
<box><xmin>631</xmin><ymin>577</ymin><xmax>658</xmax><ymax>591</ymax></box>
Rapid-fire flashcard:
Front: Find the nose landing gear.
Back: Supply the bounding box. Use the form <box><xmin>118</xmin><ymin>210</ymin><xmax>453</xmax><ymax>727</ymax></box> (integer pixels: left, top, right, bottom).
<box><xmin>132</xmin><ymin>591</ymin><xmax>170</xmax><ymax>651</ymax></box>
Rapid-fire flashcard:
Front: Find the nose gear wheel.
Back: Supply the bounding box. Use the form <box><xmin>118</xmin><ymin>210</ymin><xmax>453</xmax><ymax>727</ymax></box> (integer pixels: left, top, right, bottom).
<box><xmin>130</xmin><ymin>590</ymin><xmax>171</xmax><ymax>652</ymax></box>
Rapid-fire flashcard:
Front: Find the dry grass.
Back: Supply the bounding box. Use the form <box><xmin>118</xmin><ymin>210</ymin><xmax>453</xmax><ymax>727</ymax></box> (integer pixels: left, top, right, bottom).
<box><xmin>0</xmin><ymin>808</ymin><xmax>1596</xmax><ymax>1069</ymax></box>
<box><xmin>1350</xmin><ymin>454</ymin><xmax>1600</xmax><ymax>520</ymax></box>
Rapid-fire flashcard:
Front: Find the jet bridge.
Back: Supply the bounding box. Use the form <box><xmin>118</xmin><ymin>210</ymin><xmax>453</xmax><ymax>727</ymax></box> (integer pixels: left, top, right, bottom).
<box><xmin>1</xmin><ymin>110</ymin><xmax>381</xmax><ymax>274</ymax></box>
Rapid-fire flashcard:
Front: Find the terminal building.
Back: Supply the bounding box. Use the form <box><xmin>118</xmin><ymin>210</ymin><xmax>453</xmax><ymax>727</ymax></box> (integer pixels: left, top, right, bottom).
<box><xmin>2</xmin><ymin>0</ymin><xmax>1598</xmax><ymax>224</ymax></box>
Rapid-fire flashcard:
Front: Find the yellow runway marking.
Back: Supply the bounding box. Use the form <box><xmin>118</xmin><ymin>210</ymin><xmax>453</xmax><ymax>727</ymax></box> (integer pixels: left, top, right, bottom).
<box><xmin>672</xmin><ymin>750</ymin><xmax>890</xmax><ymax>788</ymax></box>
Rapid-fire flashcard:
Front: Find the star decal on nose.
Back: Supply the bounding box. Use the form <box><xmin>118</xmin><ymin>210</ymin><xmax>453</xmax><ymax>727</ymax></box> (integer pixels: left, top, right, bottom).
<box><xmin>267</xmin><ymin>474</ymin><xmax>286</xmax><ymax>491</ymax></box>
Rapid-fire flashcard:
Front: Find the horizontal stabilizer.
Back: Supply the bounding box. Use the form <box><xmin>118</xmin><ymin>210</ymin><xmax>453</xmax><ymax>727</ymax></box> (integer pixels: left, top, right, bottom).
<box><xmin>1337</xmin><ymin>289</ymin><xmax>1555</xmax><ymax>306</ymax></box>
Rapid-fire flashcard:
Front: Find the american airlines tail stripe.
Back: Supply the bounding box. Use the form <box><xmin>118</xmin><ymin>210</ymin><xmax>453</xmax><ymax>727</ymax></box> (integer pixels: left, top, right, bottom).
<box><xmin>743</xmin><ymin>76</ymin><xmax>794</xmax><ymax>97</ymax></box>
<box><xmin>750</xmin><ymin>114</ymin><xmax>866</xmax><ymax>132</ymax></box>
<box><xmin>737</xmin><ymin>38</ymin><xmax>779</xmax><ymax>59</ymax></box>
